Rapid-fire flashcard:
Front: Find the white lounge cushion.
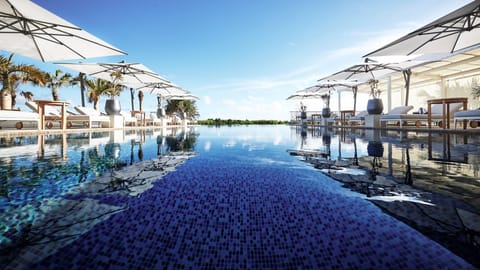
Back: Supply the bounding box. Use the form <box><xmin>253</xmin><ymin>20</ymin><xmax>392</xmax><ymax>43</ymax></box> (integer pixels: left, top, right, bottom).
<box><xmin>388</xmin><ymin>105</ymin><xmax>414</xmax><ymax>115</ymax></box>
<box><xmin>454</xmin><ymin>110</ymin><xmax>480</xmax><ymax>118</ymax></box>
<box><xmin>74</xmin><ymin>106</ymin><xmax>102</xmax><ymax>116</ymax></box>
<box><xmin>0</xmin><ymin>110</ymin><xmax>39</xmax><ymax>121</ymax></box>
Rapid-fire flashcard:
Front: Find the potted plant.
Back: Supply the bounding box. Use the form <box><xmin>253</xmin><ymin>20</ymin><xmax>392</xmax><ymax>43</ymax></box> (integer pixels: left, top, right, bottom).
<box><xmin>321</xmin><ymin>93</ymin><xmax>331</xmax><ymax>117</ymax></box>
<box><xmin>367</xmin><ymin>79</ymin><xmax>384</xmax><ymax>114</ymax></box>
<box><xmin>104</xmin><ymin>71</ymin><xmax>123</xmax><ymax>115</ymax></box>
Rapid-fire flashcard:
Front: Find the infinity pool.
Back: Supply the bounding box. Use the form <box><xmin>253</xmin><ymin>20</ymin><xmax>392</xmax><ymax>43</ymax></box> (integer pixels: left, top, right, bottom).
<box><xmin>0</xmin><ymin>125</ymin><xmax>478</xmax><ymax>269</ymax></box>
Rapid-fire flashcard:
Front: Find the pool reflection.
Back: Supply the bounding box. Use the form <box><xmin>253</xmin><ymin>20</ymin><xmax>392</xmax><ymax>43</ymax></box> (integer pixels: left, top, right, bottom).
<box><xmin>0</xmin><ymin>127</ymin><xmax>198</xmax><ymax>269</ymax></box>
<box><xmin>291</xmin><ymin>126</ymin><xmax>480</xmax><ymax>266</ymax></box>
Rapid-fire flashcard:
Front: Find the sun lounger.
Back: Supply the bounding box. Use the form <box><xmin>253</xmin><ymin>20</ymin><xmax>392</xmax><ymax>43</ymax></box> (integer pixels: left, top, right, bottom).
<box><xmin>120</xmin><ymin>111</ymin><xmax>137</xmax><ymax>126</ymax></box>
<box><xmin>453</xmin><ymin>109</ymin><xmax>480</xmax><ymax>129</ymax></box>
<box><xmin>348</xmin><ymin>111</ymin><xmax>368</xmax><ymax>126</ymax></box>
<box><xmin>145</xmin><ymin>112</ymin><xmax>163</xmax><ymax>126</ymax></box>
<box><xmin>73</xmin><ymin>106</ymin><xmax>111</xmax><ymax>128</ymax></box>
<box><xmin>27</xmin><ymin>101</ymin><xmax>110</xmax><ymax>129</ymax></box>
<box><xmin>379</xmin><ymin>106</ymin><xmax>414</xmax><ymax>128</ymax></box>
<box><xmin>0</xmin><ymin>109</ymin><xmax>39</xmax><ymax>129</ymax></box>
<box><xmin>380</xmin><ymin>103</ymin><xmax>463</xmax><ymax>128</ymax></box>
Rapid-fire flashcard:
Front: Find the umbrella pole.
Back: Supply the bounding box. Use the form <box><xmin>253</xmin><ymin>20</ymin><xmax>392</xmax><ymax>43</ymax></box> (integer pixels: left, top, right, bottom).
<box><xmin>352</xmin><ymin>86</ymin><xmax>358</xmax><ymax>113</ymax></box>
<box><xmin>79</xmin><ymin>73</ymin><xmax>86</xmax><ymax>107</ymax></box>
<box><xmin>403</xmin><ymin>69</ymin><xmax>411</xmax><ymax>106</ymax></box>
<box><xmin>130</xmin><ymin>88</ymin><xmax>135</xmax><ymax>111</ymax></box>
<box><xmin>138</xmin><ymin>90</ymin><xmax>144</xmax><ymax>112</ymax></box>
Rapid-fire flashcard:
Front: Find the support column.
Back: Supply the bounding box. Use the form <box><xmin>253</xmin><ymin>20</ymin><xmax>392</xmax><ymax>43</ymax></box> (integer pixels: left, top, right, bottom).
<box><xmin>440</xmin><ymin>77</ymin><xmax>447</xmax><ymax>97</ymax></box>
<box><xmin>337</xmin><ymin>91</ymin><xmax>341</xmax><ymax>112</ymax></box>
<box><xmin>387</xmin><ymin>76</ymin><xmax>392</xmax><ymax>112</ymax></box>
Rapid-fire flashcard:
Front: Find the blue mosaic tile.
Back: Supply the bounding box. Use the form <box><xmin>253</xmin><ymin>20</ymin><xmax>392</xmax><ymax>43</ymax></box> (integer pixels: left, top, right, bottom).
<box><xmin>26</xmin><ymin>142</ymin><xmax>476</xmax><ymax>269</ymax></box>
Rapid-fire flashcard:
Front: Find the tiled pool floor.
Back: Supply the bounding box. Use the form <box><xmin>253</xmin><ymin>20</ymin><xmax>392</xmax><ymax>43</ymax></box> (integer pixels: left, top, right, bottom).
<box><xmin>18</xmin><ymin>159</ymin><xmax>477</xmax><ymax>268</ymax></box>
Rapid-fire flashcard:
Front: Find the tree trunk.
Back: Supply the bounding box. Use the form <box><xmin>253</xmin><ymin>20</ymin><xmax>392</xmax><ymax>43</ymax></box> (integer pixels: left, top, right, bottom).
<box><xmin>52</xmin><ymin>87</ymin><xmax>59</xmax><ymax>101</ymax></box>
<box><xmin>1</xmin><ymin>89</ymin><xmax>12</xmax><ymax>110</ymax></box>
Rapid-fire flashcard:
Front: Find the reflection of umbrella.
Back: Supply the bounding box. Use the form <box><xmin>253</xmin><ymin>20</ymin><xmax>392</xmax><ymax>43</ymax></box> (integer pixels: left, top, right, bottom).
<box><xmin>57</xmin><ymin>62</ymin><xmax>168</xmax><ymax>88</ymax></box>
<box><xmin>365</xmin><ymin>1</ymin><xmax>480</xmax><ymax>57</ymax></box>
<box><xmin>0</xmin><ymin>0</ymin><xmax>125</xmax><ymax>62</ymax></box>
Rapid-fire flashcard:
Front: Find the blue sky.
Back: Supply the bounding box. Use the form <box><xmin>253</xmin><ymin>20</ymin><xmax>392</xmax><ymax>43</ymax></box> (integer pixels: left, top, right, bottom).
<box><xmin>5</xmin><ymin>0</ymin><xmax>472</xmax><ymax>120</ymax></box>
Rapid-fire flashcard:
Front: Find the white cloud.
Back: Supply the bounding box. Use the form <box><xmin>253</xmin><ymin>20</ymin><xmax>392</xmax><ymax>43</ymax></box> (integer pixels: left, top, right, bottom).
<box><xmin>204</xmin><ymin>95</ymin><xmax>211</xmax><ymax>105</ymax></box>
<box><xmin>223</xmin><ymin>99</ymin><xmax>236</xmax><ymax>106</ymax></box>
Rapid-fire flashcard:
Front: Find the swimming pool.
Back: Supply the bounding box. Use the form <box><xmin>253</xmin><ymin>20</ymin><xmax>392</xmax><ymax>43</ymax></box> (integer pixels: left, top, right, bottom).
<box><xmin>0</xmin><ymin>125</ymin><xmax>478</xmax><ymax>269</ymax></box>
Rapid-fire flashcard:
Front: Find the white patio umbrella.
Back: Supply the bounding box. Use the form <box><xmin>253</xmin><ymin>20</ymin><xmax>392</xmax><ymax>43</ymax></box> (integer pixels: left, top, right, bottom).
<box><xmin>286</xmin><ymin>91</ymin><xmax>324</xmax><ymax>100</ymax></box>
<box><xmin>165</xmin><ymin>93</ymin><xmax>199</xmax><ymax>101</ymax></box>
<box><xmin>313</xmin><ymin>81</ymin><xmax>360</xmax><ymax>113</ymax></box>
<box><xmin>57</xmin><ymin>61</ymin><xmax>169</xmax><ymax>88</ymax></box>
<box><xmin>320</xmin><ymin>59</ymin><xmax>427</xmax><ymax>106</ymax></box>
<box><xmin>364</xmin><ymin>0</ymin><xmax>480</xmax><ymax>57</ymax></box>
<box><xmin>0</xmin><ymin>0</ymin><xmax>126</xmax><ymax>62</ymax></box>
<box><xmin>57</xmin><ymin>61</ymin><xmax>169</xmax><ymax>113</ymax></box>
<box><xmin>137</xmin><ymin>82</ymin><xmax>188</xmax><ymax>96</ymax></box>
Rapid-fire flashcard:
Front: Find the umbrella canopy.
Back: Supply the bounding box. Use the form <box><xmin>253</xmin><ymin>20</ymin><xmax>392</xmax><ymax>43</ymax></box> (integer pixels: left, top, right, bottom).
<box><xmin>365</xmin><ymin>0</ymin><xmax>480</xmax><ymax>57</ymax></box>
<box><xmin>165</xmin><ymin>93</ymin><xmax>199</xmax><ymax>101</ymax></box>
<box><xmin>0</xmin><ymin>0</ymin><xmax>126</xmax><ymax>62</ymax></box>
<box><xmin>286</xmin><ymin>92</ymin><xmax>324</xmax><ymax>100</ymax></box>
<box><xmin>320</xmin><ymin>60</ymin><xmax>427</xmax><ymax>106</ymax></box>
<box><xmin>314</xmin><ymin>81</ymin><xmax>361</xmax><ymax>112</ymax></box>
<box><xmin>137</xmin><ymin>82</ymin><xmax>188</xmax><ymax>96</ymax></box>
<box><xmin>57</xmin><ymin>61</ymin><xmax>169</xmax><ymax>88</ymax></box>
<box><xmin>320</xmin><ymin>62</ymin><xmax>405</xmax><ymax>82</ymax></box>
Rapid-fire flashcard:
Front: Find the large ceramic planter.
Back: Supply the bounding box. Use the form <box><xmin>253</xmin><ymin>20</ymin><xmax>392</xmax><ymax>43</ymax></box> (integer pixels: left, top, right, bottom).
<box><xmin>322</xmin><ymin>108</ymin><xmax>331</xmax><ymax>118</ymax></box>
<box><xmin>367</xmin><ymin>141</ymin><xmax>384</xmax><ymax>157</ymax></box>
<box><xmin>105</xmin><ymin>99</ymin><xmax>121</xmax><ymax>115</ymax></box>
<box><xmin>300</xmin><ymin>111</ymin><xmax>307</xmax><ymax>120</ymax></box>
<box><xmin>367</xmin><ymin>98</ymin><xmax>383</xmax><ymax>115</ymax></box>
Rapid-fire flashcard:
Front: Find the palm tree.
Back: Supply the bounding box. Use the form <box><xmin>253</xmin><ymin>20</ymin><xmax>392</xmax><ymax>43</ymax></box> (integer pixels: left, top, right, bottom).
<box><xmin>106</xmin><ymin>71</ymin><xmax>123</xmax><ymax>98</ymax></box>
<box><xmin>165</xmin><ymin>100</ymin><xmax>199</xmax><ymax>119</ymax></box>
<box><xmin>85</xmin><ymin>78</ymin><xmax>112</xmax><ymax>110</ymax></box>
<box><xmin>70</xmin><ymin>72</ymin><xmax>85</xmax><ymax>106</ymax></box>
<box><xmin>0</xmin><ymin>53</ymin><xmax>45</xmax><ymax>110</ymax></box>
<box><xmin>44</xmin><ymin>69</ymin><xmax>73</xmax><ymax>101</ymax></box>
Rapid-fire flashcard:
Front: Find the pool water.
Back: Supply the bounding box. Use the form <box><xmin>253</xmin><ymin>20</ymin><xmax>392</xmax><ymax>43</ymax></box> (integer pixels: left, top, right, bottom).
<box><xmin>0</xmin><ymin>126</ymin><xmax>478</xmax><ymax>269</ymax></box>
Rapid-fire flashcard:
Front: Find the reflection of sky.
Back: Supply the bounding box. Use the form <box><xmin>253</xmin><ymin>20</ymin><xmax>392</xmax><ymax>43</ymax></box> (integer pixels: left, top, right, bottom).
<box><xmin>204</xmin><ymin>141</ymin><xmax>211</xmax><ymax>152</ymax></box>
<box><xmin>199</xmin><ymin>125</ymin><xmax>296</xmax><ymax>152</ymax></box>
<box><xmin>368</xmin><ymin>193</ymin><xmax>435</xmax><ymax>206</ymax></box>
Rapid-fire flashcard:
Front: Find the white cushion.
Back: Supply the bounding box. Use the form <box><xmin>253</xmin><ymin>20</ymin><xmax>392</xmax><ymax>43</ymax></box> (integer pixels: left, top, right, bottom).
<box><xmin>454</xmin><ymin>109</ymin><xmax>480</xmax><ymax>118</ymax></box>
<box><xmin>0</xmin><ymin>110</ymin><xmax>39</xmax><ymax>120</ymax></box>
<box><xmin>388</xmin><ymin>105</ymin><xmax>413</xmax><ymax>115</ymax></box>
<box><xmin>74</xmin><ymin>106</ymin><xmax>101</xmax><ymax>116</ymax></box>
